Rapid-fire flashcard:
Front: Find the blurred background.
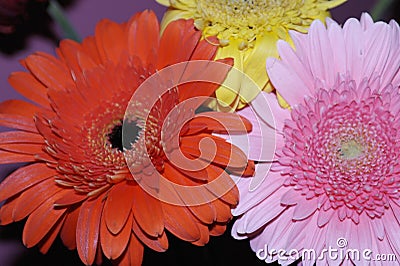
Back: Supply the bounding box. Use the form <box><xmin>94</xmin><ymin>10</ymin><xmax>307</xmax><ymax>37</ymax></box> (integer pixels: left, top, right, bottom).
<box><xmin>0</xmin><ymin>0</ymin><xmax>396</xmax><ymax>265</ymax></box>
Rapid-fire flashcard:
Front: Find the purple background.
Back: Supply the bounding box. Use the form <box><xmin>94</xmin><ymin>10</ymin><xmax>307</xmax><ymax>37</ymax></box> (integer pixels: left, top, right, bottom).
<box><xmin>0</xmin><ymin>0</ymin><xmax>385</xmax><ymax>265</ymax></box>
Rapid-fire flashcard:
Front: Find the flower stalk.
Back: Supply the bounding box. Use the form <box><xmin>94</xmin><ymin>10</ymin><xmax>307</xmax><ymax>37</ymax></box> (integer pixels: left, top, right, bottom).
<box><xmin>47</xmin><ymin>0</ymin><xmax>80</xmax><ymax>42</ymax></box>
<box><xmin>371</xmin><ymin>0</ymin><xmax>394</xmax><ymax>20</ymax></box>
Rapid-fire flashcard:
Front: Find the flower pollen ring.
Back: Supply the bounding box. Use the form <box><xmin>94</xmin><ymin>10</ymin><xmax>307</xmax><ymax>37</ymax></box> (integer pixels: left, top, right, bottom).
<box><xmin>122</xmin><ymin>60</ymin><xmax>262</xmax><ymax>205</ymax></box>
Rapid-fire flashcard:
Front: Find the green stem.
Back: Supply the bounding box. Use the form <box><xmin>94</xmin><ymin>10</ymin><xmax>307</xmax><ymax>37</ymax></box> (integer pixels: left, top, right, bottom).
<box><xmin>370</xmin><ymin>0</ymin><xmax>394</xmax><ymax>21</ymax></box>
<box><xmin>47</xmin><ymin>0</ymin><xmax>81</xmax><ymax>42</ymax></box>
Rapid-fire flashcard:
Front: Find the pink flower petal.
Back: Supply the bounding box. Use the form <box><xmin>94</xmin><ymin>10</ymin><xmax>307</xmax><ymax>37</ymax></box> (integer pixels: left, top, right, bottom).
<box><xmin>292</xmin><ymin>197</ymin><xmax>318</xmax><ymax>221</ymax></box>
<box><xmin>280</xmin><ymin>188</ymin><xmax>302</xmax><ymax>206</ymax></box>
<box><xmin>266</xmin><ymin>57</ymin><xmax>309</xmax><ymax>106</ymax></box>
<box><xmin>360</xmin><ymin>12</ymin><xmax>374</xmax><ymax>29</ymax></box>
<box><xmin>233</xmin><ymin>165</ymin><xmax>284</xmax><ymax>215</ymax></box>
<box><xmin>230</xmin><ymin>218</ymin><xmax>248</xmax><ymax>240</ymax></box>
<box><xmin>235</xmin><ymin>104</ymin><xmax>277</xmax><ymax>162</ymax></box>
<box><xmin>343</xmin><ymin>18</ymin><xmax>364</xmax><ymax>84</ymax></box>
<box><xmin>277</xmin><ymin>40</ymin><xmax>314</xmax><ymax>92</ymax></box>
<box><xmin>308</xmin><ymin>20</ymin><xmax>335</xmax><ymax>86</ymax></box>
<box><xmin>384</xmin><ymin>211</ymin><xmax>400</xmax><ymax>256</ymax></box>
<box><xmin>363</xmin><ymin>22</ymin><xmax>391</xmax><ymax>80</ymax></box>
<box><xmin>327</xmin><ymin>21</ymin><xmax>347</xmax><ymax>78</ymax></box>
<box><xmin>243</xmin><ymin>190</ymin><xmax>288</xmax><ymax>233</ymax></box>
<box><xmin>382</xmin><ymin>20</ymin><xmax>400</xmax><ymax>86</ymax></box>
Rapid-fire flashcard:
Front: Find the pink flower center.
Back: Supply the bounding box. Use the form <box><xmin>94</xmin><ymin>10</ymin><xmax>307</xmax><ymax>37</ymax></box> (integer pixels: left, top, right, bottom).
<box><xmin>279</xmin><ymin>79</ymin><xmax>400</xmax><ymax>221</ymax></box>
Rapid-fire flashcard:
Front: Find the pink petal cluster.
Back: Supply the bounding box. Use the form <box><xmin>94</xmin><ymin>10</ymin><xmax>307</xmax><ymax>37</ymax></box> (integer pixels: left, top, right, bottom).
<box><xmin>232</xmin><ymin>13</ymin><xmax>400</xmax><ymax>265</ymax></box>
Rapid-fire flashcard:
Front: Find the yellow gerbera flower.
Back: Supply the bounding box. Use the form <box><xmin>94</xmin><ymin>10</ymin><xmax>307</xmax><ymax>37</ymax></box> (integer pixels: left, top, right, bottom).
<box><xmin>156</xmin><ymin>0</ymin><xmax>346</xmax><ymax>110</ymax></box>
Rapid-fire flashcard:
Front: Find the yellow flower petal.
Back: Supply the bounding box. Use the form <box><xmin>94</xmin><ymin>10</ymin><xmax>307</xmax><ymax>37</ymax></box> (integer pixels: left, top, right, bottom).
<box><xmin>170</xmin><ymin>0</ymin><xmax>196</xmax><ymax>9</ymax></box>
<box><xmin>319</xmin><ymin>0</ymin><xmax>347</xmax><ymax>9</ymax></box>
<box><xmin>276</xmin><ymin>92</ymin><xmax>291</xmax><ymax>109</ymax></box>
<box><xmin>241</xmin><ymin>32</ymin><xmax>280</xmax><ymax>94</ymax></box>
<box><xmin>214</xmin><ymin>40</ymin><xmax>245</xmax><ymax>110</ymax></box>
<box><xmin>160</xmin><ymin>9</ymin><xmax>193</xmax><ymax>33</ymax></box>
<box><xmin>155</xmin><ymin>0</ymin><xmax>171</xmax><ymax>6</ymax></box>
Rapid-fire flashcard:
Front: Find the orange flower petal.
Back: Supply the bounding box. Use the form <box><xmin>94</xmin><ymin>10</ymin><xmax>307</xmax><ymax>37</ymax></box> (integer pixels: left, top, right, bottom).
<box><xmin>163</xmin><ymin>162</ymin><xmax>216</xmax><ymax>224</ymax></box>
<box><xmin>191</xmin><ymin>223</ymin><xmax>210</xmax><ymax>246</ymax></box>
<box><xmin>24</xmin><ymin>53</ymin><xmax>71</xmax><ymax>91</ymax></box>
<box><xmin>180</xmin><ymin>121</ymin><xmax>208</xmax><ymax>136</ymax></box>
<box><xmin>95</xmin><ymin>19</ymin><xmax>125</xmax><ymax>64</ymax></box>
<box><xmin>229</xmin><ymin>160</ymin><xmax>255</xmax><ymax>177</ymax></box>
<box><xmin>38</xmin><ymin>214</ymin><xmax>66</xmax><ymax>254</ymax></box>
<box><xmin>100</xmin><ymin>210</ymin><xmax>133</xmax><ymax>259</ymax></box>
<box><xmin>177</xmin><ymin>81</ymin><xmax>219</xmax><ymax>108</ymax></box>
<box><xmin>191</xmin><ymin>36</ymin><xmax>219</xmax><ymax>60</ymax></box>
<box><xmin>211</xmin><ymin>198</ymin><xmax>233</xmax><ymax>223</ymax></box>
<box><xmin>0</xmin><ymin>131</ymin><xmax>43</xmax><ymax>144</ymax></box>
<box><xmin>0</xmin><ymin>163</ymin><xmax>56</xmax><ymax>202</ymax></box>
<box><xmin>60</xmin><ymin>207</ymin><xmax>80</xmax><ymax>250</ymax></box>
<box><xmin>8</xmin><ymin>72</ymin><xmax>50</xmax><ymax>107</ymax></box>
<box><xmin>46</xmin><ymin>87</ymin><xmax>87</xmax><ymax>120</ymax></box>
<box><xmin>206</xmin><ymin>164</ymin><xmax>239</xmax><ymax>206</ymax></box>
<box><xmin>157</xmin><ymin>19</ymin><xmax>201</xmax><ymax>69</ymax></box>
<box><xmin>80</xmin><ymin>36</ymin><xmax>102</xmax><ymax>65</ymax></box>
<box><xmin>131</xmin><ymin>214</ymin><xmax>168</xmax><ymax>252</ymax></box>
<box><xmin>22</xmin><ymin>190</ymin><xmax>69</xmax><ymax>247</ymax></box>
<box><xmin>0</xmin><ymin>99</ymin><xmax>40</xmax><ymax>118</ymax></box>
<box><xmin>177</xmin><ymin>58</ymin><xmax>233</xmax><ymax>104</ymax></box>
<box><xmin>132</xmin><ymin>185</ymin><xmax>164</xmax><ymax>237</ymax></box>
<box><xmin>113</xmin><ymin>233</ymin><xmax>144</xmax><ymax>266</ymax></box>
<box><xmin>209</xmin><ymin>223</ymin><xmax>227</xmax><ymax>236</ymax></box>
<box><xmin>0</xmin><ymin>114</ymin><xmax>37</xmax><ymax>132</ymax></box>
<box><xmin>162</xmin><ymin>202</ymin><xmax>201</xmax><ymax>242</ymax></box>
<box><xmin>0</xmin><ymin>196</ymin><xmax>18</xmax><ymax>225</ymax></box>
<box><xmin>104</xmin><ymin>182</ymin><xmax>135</xmax><ymax>235</ymax></box>
<box><xmin>180</xmin><ymin>134</ymin><xmax>248</xmax><ymax>169</ymax></box>
<box><xmin>0</xmin><ymin>150</ymin><xmax>37</xmax><ymax>164</ymax></box>
<box><xmin>0</xmin><ymin>100</ymin><xmax>39</xmax><ymax>132</ymax></box>
<box><xmin>76</xmin><ymin>49</ymin><xmax>98</xmax><ymax>71</ymax></box>
<box><xmin>13</xmin><ymin>178</ymin><xmax>62</xmax><ymax>222</ymax></box>
<box><xmin>167</xmin><ymin>149</ymin><xmax>209</xmax><ymax>182</ymax></box>
<box><xmin>53</xmin><ymin>191</ymin><xmax>87</xmax><ymax>207</ymax></box>
<box><xmin>0</xmin><ymin>143</ymin><xmax>44</xmax><ymax>155</ymax></box>
<box><xmin>191</xmin><ymin>112</ymin><xmax>252</xmax><ymax>134</ymax></box>
<box><xmin>127</xmin><ymin>10</ymin><xmax>160</xmax><ymax>66</ymax></box>
<box><xmin>76</xmin><ymin>195</ymin><xmax>105</xmax><ymax>266</ymax></box>
<box><xmin>56</xmin><ymin>40</ymin><xmax>92</xmax><ymax>79</ymax></box>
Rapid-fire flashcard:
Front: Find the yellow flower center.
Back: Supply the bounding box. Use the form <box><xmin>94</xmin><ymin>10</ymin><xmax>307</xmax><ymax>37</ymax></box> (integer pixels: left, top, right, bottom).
<box><xmin>192</xmin><ymin>0</ymin><xmax>343</xmax><ymax>48</ymax></box>
<box><xmin>339</xmin><ymin>139</ymin><xmax>364</xmax><ymax>160</ymax></box>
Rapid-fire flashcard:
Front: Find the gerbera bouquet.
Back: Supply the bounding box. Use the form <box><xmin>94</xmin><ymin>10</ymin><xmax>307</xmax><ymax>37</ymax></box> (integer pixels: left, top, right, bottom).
<box><xmin>1</xmin><ymin>0</ymin><xmax>399</xmax><ymax>266</ymax></box>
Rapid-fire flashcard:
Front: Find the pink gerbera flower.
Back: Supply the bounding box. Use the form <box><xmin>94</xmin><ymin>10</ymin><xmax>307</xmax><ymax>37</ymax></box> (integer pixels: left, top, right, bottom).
<box><xmin>232</xmin><ymin>13</ymin><xmax>400</xmax><ymax>265</ymax></box>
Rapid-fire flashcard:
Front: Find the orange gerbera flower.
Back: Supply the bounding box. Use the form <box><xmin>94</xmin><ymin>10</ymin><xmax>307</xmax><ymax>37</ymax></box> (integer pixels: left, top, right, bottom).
<box><xmin>0</xmin><ymin>10</ymin><xmax>254</xmax><ymax>265</ymax></box>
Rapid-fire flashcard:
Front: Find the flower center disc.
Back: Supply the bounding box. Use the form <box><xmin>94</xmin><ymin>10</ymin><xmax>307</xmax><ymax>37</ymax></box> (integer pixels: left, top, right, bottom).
<box><xmin>198</xmin><ymin>0</ymin><xmax>284</xmax><ymax>26</ymax></box>
<box><xmin>108</xmin><ymin>120</ymin><xmax>142</xmax><ymax>152</ymax></box>
<box><xmin>195</xmin><ymin>0</ymin><xmax>314</xmax><ymax>44</ymax></box>
<box><xmin>339</xmin><ymin>139</ymin><xmax>364</xmax><ymax>160</ymax></box>
<box><xmin>279</xmin><ymin>84</ymin><xmax>400</xmax><ymax>221</ymax></box>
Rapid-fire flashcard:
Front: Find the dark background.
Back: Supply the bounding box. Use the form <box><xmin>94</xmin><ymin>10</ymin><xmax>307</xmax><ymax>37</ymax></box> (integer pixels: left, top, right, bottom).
<box><xmin>0</xmin><ymin>0</ymin><xmax>393</xmax><ymax>265</ymax></box>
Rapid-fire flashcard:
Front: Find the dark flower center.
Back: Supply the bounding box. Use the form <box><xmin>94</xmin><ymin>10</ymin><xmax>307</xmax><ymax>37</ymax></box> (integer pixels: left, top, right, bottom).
<box><xmin>108</xmin><ymin>120</ymin><xmax>141</xmax><ymax>151</ymax></box>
